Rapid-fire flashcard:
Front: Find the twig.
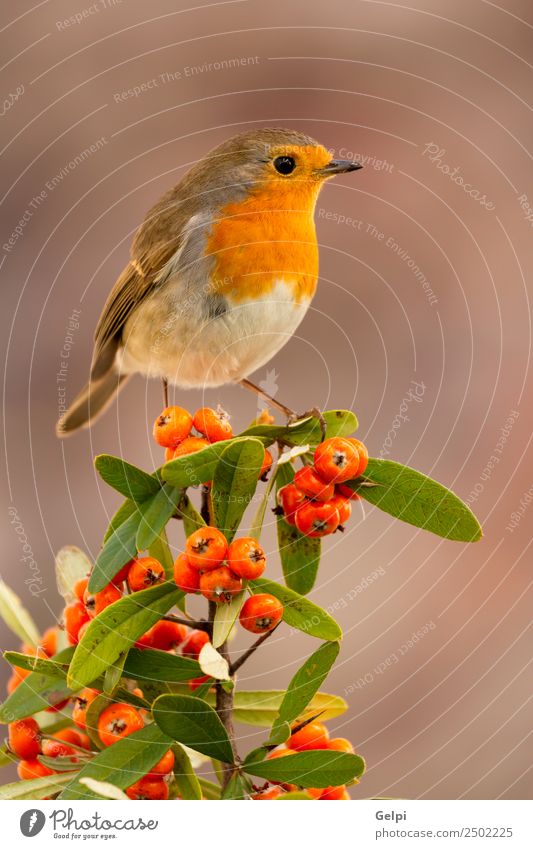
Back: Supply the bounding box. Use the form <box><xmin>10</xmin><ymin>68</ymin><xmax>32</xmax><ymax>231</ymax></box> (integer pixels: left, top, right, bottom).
<box><xmin>200</xmin><ymin>485</ymin><xmax>211</xmax><ymax>525</ymax></box>
<box><xmin>229</xmin><ymin>624</ymin><xmax>280</xmax><ymax>675</ymax></box>
<box><xmin>162</xmin><ymin>614</ymin><xmax>210</xmax><ymax>632</ymax></box>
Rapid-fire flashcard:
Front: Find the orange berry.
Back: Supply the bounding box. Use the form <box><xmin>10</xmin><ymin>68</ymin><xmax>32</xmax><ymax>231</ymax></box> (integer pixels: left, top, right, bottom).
<box><xmin>127</xmin><ymin>557</ymin><xmax>165</xmax><ymax>592</ymax></box>
<box><xmin>147</xmin><ymin>748</ymin><xmax>175</xmax><ymax>777</ymax></box>
<box><xmin>294</xmin><ymin>466</ymin><xmax>335</xmax><ymax>502</ymax></box>
<box><xmin>320</xmin><ymin>785</ymin><xmax>350</xmax><ymax>800</ymax></box>
<box><xmin>40</xmin><ymin>627</ymin><xmax>58</xmax><ymax>657</ymax></box>
<box><xmin>335</xmin><ymin>483</ymin><xmax>361</xmax><ymax>501</ymax></box>
<box><xmin>199</xmin><ymin>566</ymin><xmax>242</xmax><ymax>604</ymax></box>
<box><xmin>64</xmin><ymin>601</ymin><xmax>90</xmax><ymax>644</ymax></box>
<box><xmin>185</xmin><ymin>527</ymin><xmax>228</xmax><ymax>571</ymax></box>
<box><xmin>260</xmin><ymin>448</ymin><xmax>273</xmax><ymax>480</ymax></box>
<box><xmin>83</xmin><ymin>582</ymin><xmax>122</xmax><ymax>618</ymax></box>
<box><xmin>126</xmin><ymin>776</ymin><xmax>169</xmax><ymax>800</ymax></box>
<box><xmin>327</xmin><ymin>737</ymin><xmax>354</xmax><ymax>753</ymax></box>
<box><xmin>42</xmin><ymin>734</ymin><xmax>78</xmax><ymax>761</ymax></box>
<box><xmin>306</xmin><ymin>787</ymin><xmax>324</xmax><ymax>799</ymax></box>
<box><xmin>327</xmin><ymin>494</ymin><xmax>352</xmax><ymax>525</ymax></box>
<box><xmin>153</xmin><ymin>406</ymin><xmax>193</xmax><ymax>448</ymax></box>
<box><xmin>144</xmin><ymin>619</ymin><xmax>187</xmax><ymax>651</ymax></box>
<box><xmin>267</xmin><ymin>747</ymin><xmax>295</xmax><ymax>760</ymax></box>
<box><xmin>277</xmin><ymin>483</ymin><xmax>307</xmax><ymax>526</ymax></box>
<box><xmin>97</xmin><ymin>703</ymin><xmax>144</xmax><ymax>747</ymax></box>
<box><xmin>73</xmin><ymin>577</ymin><xmax>89</xmax><ymax>602</ymax></box>
<box><xmin>17</xmin><ymin>759</ymin><xmax>53</xmax><ymax>780</ymax></box>
<box><xmin>8</xmin><ymin>718</ymin><xmax>41</xmax><ymax>759</ymax></box>
<box><xmin>227</xmin><ymin>537</ymin><xmax>266</xmax><ymax>580</ymax></box>
<box><xmin>252</xmin><ymin>786</ymin><xmax>283</xmax><ymax>799</ymax></box>
<box><xmin>173</xmin><ymin>553</ymin><xmax>200</xmax><ymax>593</ymax></box>
<box><xmin>188</xmin><ymin>674</ymin><xmax>211</xmax><ymax>691</ymax></box>
<box><xmin>7</xmin><ymin>668</ymin><xmax>27</xmax><ymax>693</ymax></box>
<box><xmin>193</xmin><ymin>406</ymin><xmax>233</xmax><ymax>442</ymax></box>
<box><xmin>313</xmin><ymin>437</ymin><xmax>360</xmax><ymax>484</ymax></box>
<box><xmin>112</xmin><ymin>561</ymin><xmax>134</xmax><ymax>585</ymax></box>
<box><xmin>295</xmin><ymin>500</ymin><xmax>340</xmax><ymax>537</ymax></box>
<box><xmin>181</xmin><ymin>630</ymin><xmax>209</xmax><ymax>660</ymax></box>
<box><xmin>72</xmin><ymin>688</ymin><xmax>99</xmax><ymax>731</ymax></box>
<box><xmin>346</xmin><ymin>438</ymin><xmax>369</xmax><ymax>477</ymax></box>
<box><xmin>288</xmin><ymin>721</ymin><xmax>329</xmax><ymax>751</ymax></box>
<box><xmin>171</xmin><ymin>436</ymin><xmax>210</xmax><ymax>459</ymax></box>
<box><xmin>239</xmin><ymin>594</ymin><xmax>283</xmax><ymax>633</ymax></box>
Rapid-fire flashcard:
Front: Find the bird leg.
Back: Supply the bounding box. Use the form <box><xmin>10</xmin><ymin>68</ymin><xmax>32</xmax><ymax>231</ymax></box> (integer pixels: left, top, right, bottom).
<box><xmin>162</xmin><ymin>378</ymin><xmax>169</xmax><ymax>408</ymax></box>
<box><xmin>239</xmin><ymin>378</ymin><xmax>327</xmax><ymax>440</ymax></box>
<box><xmin>239</xmin><ymin>378</ymin><xmax>295</xmax><ymax>419</ymax></box>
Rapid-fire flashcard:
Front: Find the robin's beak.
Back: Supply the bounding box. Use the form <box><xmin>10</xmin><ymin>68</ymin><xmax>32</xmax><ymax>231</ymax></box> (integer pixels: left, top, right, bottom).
<box><xmin>320</xmin><ymin>159</ymin><xmax>363</xmax><ymax>175</ymax></box>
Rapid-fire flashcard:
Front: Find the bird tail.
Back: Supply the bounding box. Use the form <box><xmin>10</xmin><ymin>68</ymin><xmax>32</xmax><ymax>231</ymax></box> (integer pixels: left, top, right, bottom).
<box><xmin>56</xmin><ymin>369</ymin><xmax>129</xmax><ymax>437</ymax></box>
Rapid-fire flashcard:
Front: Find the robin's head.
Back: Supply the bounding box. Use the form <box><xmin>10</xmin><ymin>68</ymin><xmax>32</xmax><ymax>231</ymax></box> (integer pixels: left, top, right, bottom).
<box><xmin>183</xmin><ymin>128</ymin><xmax>362</xmax><ymax>210</ymax></box>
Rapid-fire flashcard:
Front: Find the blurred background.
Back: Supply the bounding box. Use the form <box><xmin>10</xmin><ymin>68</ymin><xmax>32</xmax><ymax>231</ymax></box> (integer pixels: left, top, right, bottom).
<box><xmin>1</xmin><ymin>0</ymin><xmax>532</xmax><ymax>799</ymax></box>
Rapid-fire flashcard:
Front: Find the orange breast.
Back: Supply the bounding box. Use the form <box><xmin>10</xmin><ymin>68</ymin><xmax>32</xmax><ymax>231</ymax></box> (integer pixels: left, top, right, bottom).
<box><xmin>206</xmin><ymin>182</ymin><xmax>320</xmax><ymax>303</ymax></box>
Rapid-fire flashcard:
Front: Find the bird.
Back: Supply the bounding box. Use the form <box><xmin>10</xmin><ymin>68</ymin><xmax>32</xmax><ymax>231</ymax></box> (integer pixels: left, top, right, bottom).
<box><xmin>56</xmin><ymin>128</ymin><xmax>362</xmax><ymax>436</ymax></box>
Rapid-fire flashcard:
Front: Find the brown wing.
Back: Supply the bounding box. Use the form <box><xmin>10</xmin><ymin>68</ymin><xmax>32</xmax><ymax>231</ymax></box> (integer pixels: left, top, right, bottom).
<box><xmin>90</xmin><ymin>185</ymin><xmax>193</xmax><ymax>380</ymax></box>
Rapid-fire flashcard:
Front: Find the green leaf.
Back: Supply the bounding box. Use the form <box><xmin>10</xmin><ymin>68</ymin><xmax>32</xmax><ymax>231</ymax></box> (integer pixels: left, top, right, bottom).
<box><xmin>270</xmin><ymin>642</ymin><xmax>340</xmax><ymax>743</ymax></box>
<box><xmin>351</xmin><ymin>458</ymin><xmax>483</xmax><ymax>542</ymax></box>
<box><xmin>162</xmin><ymin>439</ymin><xmax>242</xmax><ymax>488</ymax></box>
<box><xmin>59</xmin><ymin>724</ymin><xmax>172</xmax><ymax>799</ymax></box>
<box><xmin>245</xmin><ymin>750</ymin><xmax>365</xmax><ymax>788</ymax></box>
<box><xmin>79</xmin><ymin>778</ymin><xmax>128</xmax><ymax>800</ymax></box>
<box><xmin>171</xmin><ymin>743</ymin><xmax>202</xmax><ymax>799</ymax></box>
<box><xmin>0</xmin><ymin>747</ymin><xmax>17</xmax><ymax>768</ymax></box>
<box><xmin>241</xmin><ymin>410</ymin><xmax>358</xmax><ymax>447</ymax></box>
<box><xmin>277</xmin><ymin>790</ymin><xmax>313</xmax><ymax>799</ymax></box>
<box><xmin>103</xmin><ymin>498</ymin><xmax>138</xmax><ymax>543</ymax></box>
<box><xmin>152</xmin><ymin>694</ymin><xmax>234</xmax><ymax>763</ymax></box>
<box><xmin>0</xmin><ymin>773</ymin><xmax>72</xmax><ymax>800</ymax></box>
<box><xmin>174</xmin><ymin>494</ymin><xmax>206</xmax><ymax>537</ymax></box>
<box><xmin>149</xmin><ymin>527</ymin><xmax>174</xmax><ymax>579</ymax></box>
<box><xmin>221</xmin><ymin>772</ymin><xmax>251</xmax><ymax>799</ymax></box>
<box><xmin>67</xmin><ymin>582</ymin><xmax>182</xmax><ymax>688</ymax></box>
<box><xmin>4</xmin><ymin>649</ymin><xmax>72</xmax><ymax>676</ymax></box>
<box><xmin>249</xmin><ymin>464</ymin><xmax>279</xmax><ymax>539</ymax></box>
<box><xmin>94</xmin><ymin>454</ymin><xmax>161</xmax><ymax>502</ymax></box>
<box><xmin>204</xmin><ymin>690</ymin><xmax>347</xmax><ymax>727</ymax></box>
<box><xmin>55</xmin><ymin>546</ymin><xmax>92</xmax><ymax>605</ymax></box>
<box><xmin>198</xmin><ymin>777</ymin><xmax>221</xmax><ymax>799</ymax></box>
<box><xmin>249</xmin><ymin>578</ymin><xmax>342</xmax><ymax>641</ymax></box>
<box><xmin>84</xmin><ymin>693</ymin><xmax>111</xmax><ymax>750</ymax></box>
<box><xmin>276</xmin><ymin>463</ymin><xmax>321</xmax><ymax>595</ymax></box>
<box><xmin>0</xmin><ymin>579</ymin><xmax>40</xmax><ymax>647</ymax></box>
<box><xmin>211</xmin><ymin>438</ymin><xmax>264</xmax><ymax>541</ymax></box>
<box><xmin>0</xmin><ymin>648</ymin><xmax>78</xmax><ymax>721</ymax></box>
<box><xmin>103</xmin><ymin>650</ymin><xmax>128</xmax><ymax>696</ymax></box>
<box><xmin>136</xmin><ymin>484</ymin><xmax>182</xmax><ymax>550</ymax></box>
<box><xmin>212</xmin><ymin>591</ymin><xmax>246</xmax><ymax>649</ymax></box>
<box><xmin>38</xmin><ymin>754</ymin><xmax>86</xmax><ymax>772</ymax></box>
<box><xmin>122</xmin><ymin>647</ymin><xmax>201</xmax><ymax>682</ymax></box>
<box><xmin>89</xmin><ymin>508</ymin><xmax>142</xmax><ymax>593</ymax></box>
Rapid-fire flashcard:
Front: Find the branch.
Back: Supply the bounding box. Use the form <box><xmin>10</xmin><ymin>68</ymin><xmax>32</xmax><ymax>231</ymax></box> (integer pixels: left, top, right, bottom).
<box><xmin>209</xmin><ymin>601</ymin><xmax>237</xmax><ymax>789</ymax></box>
<box><xmin>162</xmin><ymin>614</ymin><xmax>210</xmax><ymax>632</ymax></box>
<box><xmin>229</xmin><ymin>624</ymin><xmax>280</xmax><ymax>675</ymax></box>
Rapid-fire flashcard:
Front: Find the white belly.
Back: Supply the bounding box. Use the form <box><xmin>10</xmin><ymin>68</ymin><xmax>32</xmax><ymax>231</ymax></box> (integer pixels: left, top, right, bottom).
<box><xmin>118</xmin><ymin>279</ymin><xmax>311</xmax><ymax>388</ymax></box>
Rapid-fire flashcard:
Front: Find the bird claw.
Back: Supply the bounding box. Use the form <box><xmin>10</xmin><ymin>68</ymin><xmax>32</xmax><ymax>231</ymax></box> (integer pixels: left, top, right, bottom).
<box><xmin>287</xmin><ymin>406</ymin><xmax>327</xmax><ymax>441</ymax></box>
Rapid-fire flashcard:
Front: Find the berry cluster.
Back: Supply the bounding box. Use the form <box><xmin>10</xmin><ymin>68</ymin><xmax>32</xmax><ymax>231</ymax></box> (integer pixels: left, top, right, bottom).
<box><xmin>154</xmin><ymin>404</ymin><xmax>272</xmax><ymax>478</ymax></box>
<box><xmin>277</xmin><ymin>436</ymin><xmax>368</xmax><ymax>537</ymax></box>
<box><xmin>175</xmin><ymin>526</ymin><xmax>284</xmax><ymax>632</ymax></box>
<box><xmin>253</xmin><ymin>720</ymin><xmax>356</xmax><ymax>800</ymax></box>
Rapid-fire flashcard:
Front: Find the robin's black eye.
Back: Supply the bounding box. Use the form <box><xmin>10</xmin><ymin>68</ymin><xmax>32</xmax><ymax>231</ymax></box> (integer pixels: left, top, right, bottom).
<box><xmin>273</xmin><ymin>155</ymin><xmax>296</xmax><ymax>175</ymax></box>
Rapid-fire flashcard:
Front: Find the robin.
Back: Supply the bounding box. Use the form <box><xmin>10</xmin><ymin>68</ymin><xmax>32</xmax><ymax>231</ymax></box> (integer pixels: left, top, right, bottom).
<box><xmin>56</xmin><ymin>128</ymin><xmax>362</xmax><ymax>436</ymax></box>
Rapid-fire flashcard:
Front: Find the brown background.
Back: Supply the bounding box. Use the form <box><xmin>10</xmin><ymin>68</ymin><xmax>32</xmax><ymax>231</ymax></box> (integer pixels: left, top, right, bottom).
<box><xmin>1</xmin><ymin>0</ymin><xmax>532</xmax><ymax>799</ymax></box>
